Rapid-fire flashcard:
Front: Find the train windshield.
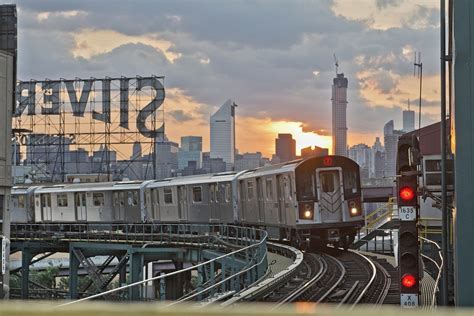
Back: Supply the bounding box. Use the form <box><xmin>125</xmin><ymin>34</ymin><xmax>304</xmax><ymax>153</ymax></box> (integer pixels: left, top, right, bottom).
<box><xmin>297</xmin><ymin>172</ymin><xmax>316</xmax><ymax>200</ymax></box>
<box><xmin>343</xmin><ymin>169</ymin><xmax>359</xmax><ymax>198</ymax></box>
<box><xmin>320</xmin><ymin>172</ymin><xmax>336</xmax><ymax>193</ymax></box>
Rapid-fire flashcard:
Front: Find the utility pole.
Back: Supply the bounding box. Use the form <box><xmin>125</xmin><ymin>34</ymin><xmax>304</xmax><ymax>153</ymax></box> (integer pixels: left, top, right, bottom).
<box><xmin>440</xmin><ymin>0</ymin><xmax>449</xmax><ymax>306</ymax></box>
<box><xmin>414</xmin><ymin>53</ymin><xmax>423</xmax><ymax>130</ymax></box>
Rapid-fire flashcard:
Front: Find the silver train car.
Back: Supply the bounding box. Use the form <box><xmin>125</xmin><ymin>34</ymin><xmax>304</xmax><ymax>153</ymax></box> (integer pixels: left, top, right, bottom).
<box><xmin>10</xmin><ymin>155</ymin><xmax>363</xmax><ymax>248</ymax></box>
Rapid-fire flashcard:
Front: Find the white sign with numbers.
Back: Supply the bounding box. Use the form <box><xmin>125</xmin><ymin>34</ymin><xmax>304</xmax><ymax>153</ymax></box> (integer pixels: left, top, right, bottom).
<box><xmin>399</xmin><ymin>206</ymin><xmax>416</xmax><ymax>221</ymax></box>
<box><xmin>1</xmin><ymin>237</ymin><xmax>7</xmax><ymax>275</ymax></box>
<box><xmin>401</xmin><ymin>293</ymin><xmax>419</xmax><ymax>308</ymax></box>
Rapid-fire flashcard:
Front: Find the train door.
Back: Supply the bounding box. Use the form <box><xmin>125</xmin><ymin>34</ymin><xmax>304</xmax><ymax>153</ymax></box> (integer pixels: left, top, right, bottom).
<box><xmin>276</xmin><ymin>175</ymin><xmax>286</xmax><ymax>225</ymax></box>
<box><xmin>41</xmin><ymin>194</ymin><xmax>52</xmax><ymax>221</ymax></box>
<box><xmin>316</xmin><ymin>170</ymin><xmax>343</xmax><ymax>222</ymax></box>
<box><xmin>239</xmin><ymin>181</ymin><xmax>246</xmax><ymax>222</ymax></box>
<box><xmin>113</xmin><ymin>191</ymin><xmax>126</xmax><ymax>221</ymax></box>
<box><xmin>256</xmin><ymin>177</ymin><xmax>265</xmax><ymax>223</ymax></box>
<box><xmin>74</xmin><ymin>192</ymin><xmax>87</xmax><ymax>221</ymax></box>
<box><xmin>209</xmin><ymin>183</ymin><xmax>218</xmax><ymax>221</ymax></box>
<box><xmin>152</xmin><ymin>189</ymin><xmax>160</xmax><ymax>220</ymax></box>
<box><xmin>177</xmin><ymin>186</ymin><xmax>187</xmax><ymax>221</ymax></box>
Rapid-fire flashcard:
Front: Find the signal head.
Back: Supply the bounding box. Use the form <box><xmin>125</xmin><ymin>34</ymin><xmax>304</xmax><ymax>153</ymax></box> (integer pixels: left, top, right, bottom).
<box><xmin>401</xmin><ymin>273</ymin><xmax>417</xmax><ymax>289</ymax></box>
<box><xmin>399</xmin><ymin>186</ymin><xmax>416</xmax><ymax>202</ymax></box>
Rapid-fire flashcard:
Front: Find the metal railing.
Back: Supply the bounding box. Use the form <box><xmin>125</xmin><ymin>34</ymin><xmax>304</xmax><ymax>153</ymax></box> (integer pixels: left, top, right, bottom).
<box><xmin>419</xmin><ymin>236</ymin><xmax>443</xmax><ymax>308</ymax></box>
<box><xmin>364</xmin><ymin>197</ymin><xmax>396</xmax><ymax>230</ymax></box>
<box><xmin>38</xmin><ymin>223</ymin><xmax>269</xmax><ymax>306</ymax></box>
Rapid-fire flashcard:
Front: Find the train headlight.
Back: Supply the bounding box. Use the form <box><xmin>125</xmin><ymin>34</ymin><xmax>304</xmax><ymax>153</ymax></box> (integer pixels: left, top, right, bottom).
<box><xmin>349</xmin><ymin>200</ymin><xmax>361</xmax><ymax>217</ymax></box>
<box><xmin>299</xmin><ymin>202</ymin><xmax>314</xmax><ymax>220</ymax></box>
<box><xmin>350</xmin><ymin>207</ymin><xmax>358</xmax><ymax>215</ymax></box>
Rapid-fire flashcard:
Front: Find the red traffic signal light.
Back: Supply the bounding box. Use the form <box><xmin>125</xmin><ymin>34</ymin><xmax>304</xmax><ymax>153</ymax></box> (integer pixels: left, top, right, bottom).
<box><xmin>401</xmin><ymin>273</ymin><xmax>417</xmax><ymax>288</ymax></box>
<box><xmin>399</xmin><ymin>186</ymin><xmax>416</xmax><ymax>202</ymax></box>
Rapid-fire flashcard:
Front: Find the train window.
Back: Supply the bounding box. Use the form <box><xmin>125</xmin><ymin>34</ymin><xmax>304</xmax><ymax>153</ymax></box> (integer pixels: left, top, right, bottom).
<box><xmin>164</xmin><ymin>188</ymin><xmax>173</xmax><ymax>204</ymax></box>
<box><xmin>11</xmin><ymin>196</ymin><xmax>17</xmax><ymax>208</ymax></box>
<box><xmin>299</xmin><ymin>173</ymin><xmax>315</xmax><ymax>199</ymax></box>
<box><xmin>129</xmin><ymin>191</ymin><xmax>138</xmax><ymax>206</ymax></box>
<box><xmin>119</xmin><ymin>192</ymin><xmax>125</xmax><ymax>206</ymax></box>
<box><xmin>239</xmin><ymin>181</ymin><xmax>246</xmax><ymax>202</ymax></box>
<box><xmin>321</xmin><ymin>172</ymin><xmax>335</xmax><ymax>193</ymax></box>
<box><xmin>343</xmin><ymin>170</ymin><xmax>358</xmax><ymax>196</ymax></box>
<box><xmin>225</xmin><ymin>183</ymin><xmax>231</xmax><ymax>202</ymax></box>
<box><xmin>247</xmin><ymin>181</ymin><xmax>254</xmax><ymax>200</ymax></box>
<box><xmin>215</xmin><ymin>184</ymin><xmax>220</xmax><ymax>203</ymax></box>
<box><xmin>193</xmin><ymin>186</ymin><xmax>203</xmax><ymax>203</ymax></box>
<box><xmin>57</xmin><ymin>194</ymin><xmax>68</xmax><ymax>207</ymax></box>
<box><xmin>284</xmin><ymin>177</ymin><xmax>291</xmax><ymax>199</ymax></box>
<box><xmin>153</xmin><ymin>189</ymin><xmax>159</xmax><ymax>204</ymax></box>
<box><xmin>18</xmin><ymin>195</ymin><xmax>25</xmax><ymax>208</ymax></box>
<box><xmin>265</xmin><ymin>178</ymin><xmax>273</xmax><ymax>200</ymax></box>
<box><xmin>210</xmin><ymin>184</ymin><xmax>215</xmax><ymax>202</ymax></box>
<box><xmin>93</xmin><ymin>193</ymin><xmax>104</xmax><ymax>206</ymax></box>
<box><xmin>288</xmin><ymin>176</ymin><xmax>293</xmax><ymax>200</ymax></box>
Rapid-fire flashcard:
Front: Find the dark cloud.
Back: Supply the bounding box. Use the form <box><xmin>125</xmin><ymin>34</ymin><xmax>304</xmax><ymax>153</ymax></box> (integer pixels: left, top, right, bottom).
<box><xmin>14</xmin><ymin>0</ymin><xmax>440</xmax><ymax>144</ymax></box>
<box><xmin>376</xmin><ymin>0</ymin><xmax>403</xmax><ymax>10</ymax></box>
<box><xmin>168</xmin><ymin>109</ymin><xmax>194</xmax><ymax>122</ymax></box>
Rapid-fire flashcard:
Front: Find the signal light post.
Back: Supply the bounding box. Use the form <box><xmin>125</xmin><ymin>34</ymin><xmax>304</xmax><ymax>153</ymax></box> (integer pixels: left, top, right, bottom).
<box><xmin>396</xmin><ymin>135</ymin><xmax>421</xmax><ymax>308</ymax></box>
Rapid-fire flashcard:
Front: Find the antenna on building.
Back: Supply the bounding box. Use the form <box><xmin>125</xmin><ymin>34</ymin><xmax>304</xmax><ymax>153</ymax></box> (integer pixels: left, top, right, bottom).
<box><xmin>333</xmin><ymin>53</ymin><xmax>339</xmax><ymax>75</ymax></box>
<box><xmin>414</xmin><ymin>51</ymin><xmax>423</xmax><ymax>129</ymax></box>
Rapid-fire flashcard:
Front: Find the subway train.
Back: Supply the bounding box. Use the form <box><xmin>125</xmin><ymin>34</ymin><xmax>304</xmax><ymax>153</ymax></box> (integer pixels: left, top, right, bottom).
<box><xmin>10</xmin><ymin>155</ymin><xmax>364</xmax><ymax>248</ymax></box>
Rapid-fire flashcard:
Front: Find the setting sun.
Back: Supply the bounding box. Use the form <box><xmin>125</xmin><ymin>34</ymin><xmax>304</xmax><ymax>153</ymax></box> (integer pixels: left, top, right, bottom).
<box><xmin>269</xmin><ymin>121</ymin><xmax>332</xmax><ymax>155</ymax></box>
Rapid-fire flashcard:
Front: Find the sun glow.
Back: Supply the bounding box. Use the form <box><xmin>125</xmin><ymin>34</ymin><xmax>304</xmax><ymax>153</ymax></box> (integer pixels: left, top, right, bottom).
<box><xmin>269</xmin><ymin>121</ymin><xmax>332</xmax><ymax>155</ymax></box>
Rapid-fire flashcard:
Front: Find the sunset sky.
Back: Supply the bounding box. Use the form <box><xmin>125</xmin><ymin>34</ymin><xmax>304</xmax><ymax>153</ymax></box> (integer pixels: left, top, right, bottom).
<box><xmin>15</xmin><ymin>0</ymin><xmax>441</xmax><ymax>157</ymax></box>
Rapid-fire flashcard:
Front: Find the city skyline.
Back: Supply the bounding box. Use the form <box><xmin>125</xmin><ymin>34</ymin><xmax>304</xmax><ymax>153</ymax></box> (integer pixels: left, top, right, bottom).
<box><xmin>13</xmin><ymin>1</ymin><xmax>441</xmax><ymax>158</ymax></box>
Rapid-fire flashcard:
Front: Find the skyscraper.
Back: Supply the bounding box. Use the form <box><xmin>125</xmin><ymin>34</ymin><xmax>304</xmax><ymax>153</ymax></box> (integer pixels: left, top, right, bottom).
<box><xmin>332</xmin><ymin>73</ymin><xmax>348</xmax><ymax>156</ymax></box>
<box><xmin>275</xmin><ymin>133</ymin><xmax>296</xmax><ymax>162</ymax></box>
<box><xmin>384</xmin><ymin>120</ymin><xmax>404</xmax><ymax>177</ymax></box>
<box><xmin>403</xmin><ymin>109</ymin><xmax>415</xmax><ymax>132</ymax></box>
<box><xmin>155</xmin><ymin>135</ymin><xmax>179</xmax><ymax>180</ymax></box>
<box><xmin>210</xmin><ymin>99</ymin><xmax>237</xmax><ymax>171</ymax></box>
<box><xmin>178</xmin><ymin>136</ymin><xmax>203</xmax><ymax>170</ymax></box>
<box><xmin>348</xmin><ymin>143</ymin><xmax>371</xmax><ymax>179</ymax></box>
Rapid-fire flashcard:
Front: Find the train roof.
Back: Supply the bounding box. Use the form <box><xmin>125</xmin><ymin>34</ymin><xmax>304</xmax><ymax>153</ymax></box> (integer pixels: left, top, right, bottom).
<box><xmin>238</xmin><ymin>159</ymin><xmax>302</xmax><ymax>179</ymax></box>
<box><xmin>147</xmin><ymin>171</ymin><xmax>244</xmax><ymax>188</ymax></box>
<box><xmin>31</xmin><ymin>180</ymin><xmax>144</xmax><ymax>193</ymax></box>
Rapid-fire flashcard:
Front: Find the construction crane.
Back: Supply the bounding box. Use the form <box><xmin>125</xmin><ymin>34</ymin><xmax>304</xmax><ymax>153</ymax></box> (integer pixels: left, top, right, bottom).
<box><xmin>333</xmin><ymin>53</ymin><xmax>339</xmax><ymax>75</ymax></box>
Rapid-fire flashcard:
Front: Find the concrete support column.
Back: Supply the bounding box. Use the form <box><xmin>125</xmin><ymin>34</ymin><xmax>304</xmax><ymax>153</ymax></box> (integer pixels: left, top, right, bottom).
<box><xmin>20</xmin><ymin>248</ymin><xmax>32</xmax><ymax>299</ymax></box>
<box><xmin>453</xmin><ymin>0</ymin><xmax>474</xmax><ymax>306</ymax></box>
<box><xmin>68</xmin><ymin>248</ymin><xmax>80</xmax><ymax>299</ymax></box>
<box><xmin>129</xmin><ymin>251</ymin><xmax>143</xmax><ymax>300</ymax></box>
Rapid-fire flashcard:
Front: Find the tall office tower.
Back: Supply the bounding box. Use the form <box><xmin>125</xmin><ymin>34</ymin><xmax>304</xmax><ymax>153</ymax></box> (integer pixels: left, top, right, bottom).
<box><xmin>332</xmin><ymin>73</ymin><xmax>348</xmax><ymax>156</ymax></box>
<box><xmin>384</xmin><ymin>120</ymin><xmax>404</xmax><ymax>177</ymax></box>
<box><xmin>234</xmin><ymin>152</ymin><xmax>264</xmax><ymax>171</ymax></box>
<box><xmin>275</xmin><ymin>133</ymin><xmax>296</xmax><ymax>163</ymax></box>
<box><xmin>300</xmin><ymin>146</ymin><xmax>328</xmax><ymax>159</ymax></box>
<box><xmin>371</xmin><ymin>137</ymin><xmax>384</xmax><ymax>178</ymax></box>
<box><xmin>178</xmin><ymin>136</ymin><xmax>203</xmax><ymax>171</ymax></box>
<box><xmin>210</xmin><ymin>99</ymin><xmax>237</xmax><ymax>171</ymax></box>
<box><xmin>155</xmin><ymin>135</ymin><xmax>179</xmax><ymax>180</ymax></box>
<box><xmin>403</xmin><ymin>109</ymin><xmax>415</xmax><ymax>132</ymax></box>
<box><xmin>348</xmin><ymin>143</ymin><xmax>372</xmax><ymax>179</ymax></box>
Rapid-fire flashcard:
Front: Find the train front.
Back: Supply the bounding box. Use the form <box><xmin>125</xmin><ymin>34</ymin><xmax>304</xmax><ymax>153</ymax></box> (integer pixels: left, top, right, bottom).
<box><xmin>294</xmin><ymin>155</ymin><xmax>364</xmax><ymax>248</ymax></box>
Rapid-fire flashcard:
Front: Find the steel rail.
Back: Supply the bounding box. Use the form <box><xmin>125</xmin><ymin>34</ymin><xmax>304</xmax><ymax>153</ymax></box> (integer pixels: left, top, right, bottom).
<box><xmin>314</xmin><ymin>253</ymin><xmax>346</xmax><ymax>303</ymax></box>
<box><xmin>273</xmin><ymin>253</ymin><xmax>326</xmax><ymax>307</ymax></box>
<box><xmin>347</xmin><ymin>250</ymin><xmax>377</xmax><ymax>306</ymax></box>
<box><xmin>419</xmin><ymin>236</ymin><xmax>443</xmax><ymax>308</ymax></box>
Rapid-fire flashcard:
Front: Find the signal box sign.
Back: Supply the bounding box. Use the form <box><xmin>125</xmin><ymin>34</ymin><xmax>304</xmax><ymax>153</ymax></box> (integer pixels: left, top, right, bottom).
<box><xmin>399</xmin><ymin>206</ymin><xmax>416</xmax><ymax>221</ymax></box>
<box><xmin>400</xmin><ymin>293</ymin><xmax>419</xmax><ymax>308</ymax></box>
